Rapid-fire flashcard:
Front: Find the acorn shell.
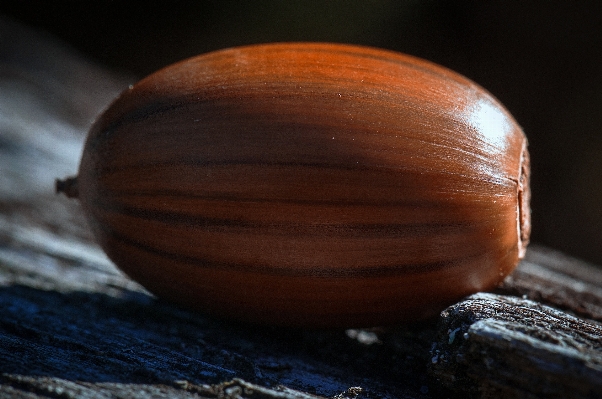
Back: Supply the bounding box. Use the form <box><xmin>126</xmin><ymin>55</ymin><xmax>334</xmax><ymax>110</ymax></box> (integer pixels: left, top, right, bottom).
<box><xmin>69</xmin><ymin>43</ymin><xmax>530</xmax><ymax>328</ymax></box>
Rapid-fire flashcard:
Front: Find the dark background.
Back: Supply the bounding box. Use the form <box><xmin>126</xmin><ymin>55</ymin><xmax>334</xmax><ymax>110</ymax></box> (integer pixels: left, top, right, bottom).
<box><xmin>2</xmin><ymin>1</ymin><xmax>601</xmax><ymax>265</ymax></box>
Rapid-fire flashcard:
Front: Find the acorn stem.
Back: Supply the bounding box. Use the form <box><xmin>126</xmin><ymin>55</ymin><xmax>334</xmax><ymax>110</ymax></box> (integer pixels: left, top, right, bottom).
<box><xmin>56</xmin><ymin>176</ymin><xmax>79</xmax><ymax>199</ymax></box>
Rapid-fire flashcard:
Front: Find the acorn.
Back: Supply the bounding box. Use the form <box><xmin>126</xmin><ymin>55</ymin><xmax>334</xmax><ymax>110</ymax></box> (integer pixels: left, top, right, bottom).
<box><xmin>57</xmin><ymin>43</ymin><xmax>530</xmax><ymax>328</ymax></box>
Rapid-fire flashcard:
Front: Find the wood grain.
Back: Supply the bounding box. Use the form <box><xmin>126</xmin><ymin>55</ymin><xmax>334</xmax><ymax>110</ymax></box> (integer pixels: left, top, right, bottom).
<box><xmin>429</xmin><ymin>293</ymin><xmax>602</xmax><ymax>398</ymax></box>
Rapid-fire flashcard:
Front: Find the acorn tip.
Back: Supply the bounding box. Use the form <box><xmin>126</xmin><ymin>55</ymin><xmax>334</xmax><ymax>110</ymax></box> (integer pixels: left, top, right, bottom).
<box><xmin>55</xmin><ymin>176</ymin><xmax>79</xmax><ymax>198</ymax></box>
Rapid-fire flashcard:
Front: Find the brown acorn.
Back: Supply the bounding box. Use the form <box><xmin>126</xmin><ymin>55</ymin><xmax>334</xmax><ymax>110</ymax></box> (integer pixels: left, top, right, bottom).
<box><xmin>58</xmin><ymin>43</ymin><xmax>530</xmax><ymax>328</ymax></box>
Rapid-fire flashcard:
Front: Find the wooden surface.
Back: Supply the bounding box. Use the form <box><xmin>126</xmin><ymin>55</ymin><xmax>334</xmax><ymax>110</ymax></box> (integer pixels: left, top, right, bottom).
<box><xmin>1</xmin><ymin>16</ymin><xmax>601</xmax><ymax>399</ymax></box>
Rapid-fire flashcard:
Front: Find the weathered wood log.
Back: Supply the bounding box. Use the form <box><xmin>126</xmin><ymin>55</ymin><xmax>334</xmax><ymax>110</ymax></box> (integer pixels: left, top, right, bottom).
<box><xmin>1</xmin><ymin>15</ymin><xmax>602</xmax><ymax>399</ymax></box>
<box><xmin>429</xmin><ymin>293</ymin><xmax>602</xmax><ymax>398</ymax></box>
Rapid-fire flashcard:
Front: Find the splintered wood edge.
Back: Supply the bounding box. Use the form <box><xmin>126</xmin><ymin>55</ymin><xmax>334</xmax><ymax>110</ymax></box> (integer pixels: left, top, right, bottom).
<box><xmin>429</xmin><ymin>292</ymin><xmax>602</xmax><ymax>398</ymax></box>
<box><xmin>499</xmin><ymin>244</ymin><xmax>602</xmax><ymax>322</ymax></box>
<box><xmin>0</xmin><ymin>375</ymin><xmax>337</xmax><ymax>399</ymax></box>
